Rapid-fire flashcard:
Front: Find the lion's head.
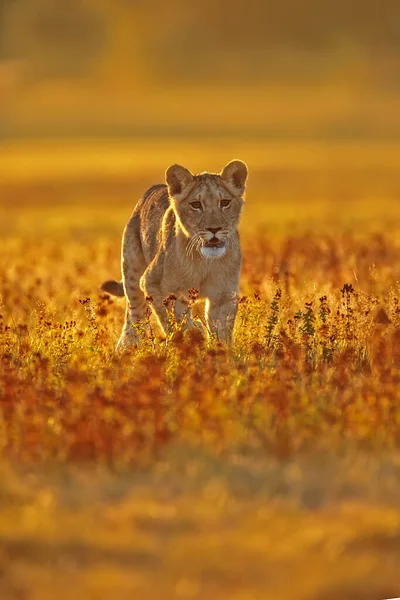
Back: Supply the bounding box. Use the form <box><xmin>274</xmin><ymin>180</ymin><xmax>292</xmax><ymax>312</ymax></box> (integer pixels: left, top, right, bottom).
<box><xmin>165</xmin><ymin>160</ymin><xmax>248</xmax><ymax>259</ymax></box>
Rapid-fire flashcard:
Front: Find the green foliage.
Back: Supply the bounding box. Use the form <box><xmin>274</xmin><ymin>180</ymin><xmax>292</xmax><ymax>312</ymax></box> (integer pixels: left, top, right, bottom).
<box><xmin>265</xmin><ymin>288</ymin><xmax>282</xmax><ymax>348</ymax></box>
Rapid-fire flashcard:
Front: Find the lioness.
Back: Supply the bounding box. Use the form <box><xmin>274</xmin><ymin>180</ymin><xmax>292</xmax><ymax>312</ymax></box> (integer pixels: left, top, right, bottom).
<box><xmin>101</xmin><ymin>160</ymin><xmax>248</xmax><ymax>349</ymax></box>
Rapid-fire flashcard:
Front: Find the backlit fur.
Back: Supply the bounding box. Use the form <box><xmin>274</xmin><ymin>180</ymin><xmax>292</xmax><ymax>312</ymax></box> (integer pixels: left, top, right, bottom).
<box><xmin>101</xmin><ymin>160</ymin><xmax>248</xmax><ymax>350</ymax></box>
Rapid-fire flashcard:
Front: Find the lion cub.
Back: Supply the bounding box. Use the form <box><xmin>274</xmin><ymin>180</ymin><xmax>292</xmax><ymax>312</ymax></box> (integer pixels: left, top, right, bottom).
<box><xmin>101</xmin><ymin>160</ymin><xmax>248</xmax><ymax>349</ymax></box>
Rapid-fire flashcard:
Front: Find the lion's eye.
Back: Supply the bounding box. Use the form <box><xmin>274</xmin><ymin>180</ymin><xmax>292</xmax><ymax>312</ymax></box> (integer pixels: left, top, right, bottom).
<box><xmin>190</xmin><ymin>201</ymin><xmax>202</xmax><ymax>209</ymax></box>
<box><xmin>221</xmin><ymin>199</ymin><xmax>231</xmax><ymax>208</ymax></box>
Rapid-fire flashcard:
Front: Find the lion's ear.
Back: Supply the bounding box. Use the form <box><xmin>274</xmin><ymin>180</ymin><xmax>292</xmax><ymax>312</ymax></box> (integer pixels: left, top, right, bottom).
<box><xmin>166</xmin><ymin>164</ymin><xmax>194</xmax><ymax>199</ymax></box>
<box><xmin>220</xmin><ymin>160</ymin><xmax>248</xmax><ymax>195</ymax></box>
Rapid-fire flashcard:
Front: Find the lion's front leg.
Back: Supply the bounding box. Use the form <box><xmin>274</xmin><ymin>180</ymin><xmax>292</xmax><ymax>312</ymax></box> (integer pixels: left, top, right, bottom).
<box><xmin>205</xmin><ymin>291</ymin><xmax>239</xmax><ymax>343</ymax></box>
<box><xmin>174</xmin><ymin>296</ymin><xmax>196</xmax><ymax>330</ymax></box>
<box><xmin>147</xmin><ymin>296</ymin><xmax>194</xmax><ymax>338</ymax></box>
<box><xmin>140</xmin><ymin>254</ymin><xmax>169</xmax><ymax>337</ymax></box>
<box><xmin>142</xmin><ymin>293</ymin><xmax>168</xmax><ymax>338</ymax></box>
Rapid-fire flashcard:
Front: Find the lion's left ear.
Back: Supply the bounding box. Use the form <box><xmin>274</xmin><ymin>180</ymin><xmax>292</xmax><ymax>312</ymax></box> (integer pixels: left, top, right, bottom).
<box><xmin>220</xmin><ymin>160</ymin><xmax>248</xmax><ymax>195</ymax></box>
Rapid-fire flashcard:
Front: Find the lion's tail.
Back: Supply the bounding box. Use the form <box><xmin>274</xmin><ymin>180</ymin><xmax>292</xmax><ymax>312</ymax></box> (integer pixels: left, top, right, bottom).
<box><xmin>100</xmin><ymin>279</ymin><xmax>125</xmax><ymax>297</ymax></box>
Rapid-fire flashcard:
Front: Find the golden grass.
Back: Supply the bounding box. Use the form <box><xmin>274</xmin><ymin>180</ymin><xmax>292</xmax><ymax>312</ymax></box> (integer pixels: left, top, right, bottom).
<box><xmin>2</xmin><ymin>138</ymin><xmax>400</xmax><ymax>182</ymax></box>
<box><xmin>5</xmin><ymin>82</ymin><xmax>400</xmax><ymax>139</ymax></box>
<box><xmin>1</xmin><ymin>141</ymin><xmax>400</xmax><ymax>598</ymax></box>
<box><xmin>1</xmin><ymin>453</ymin><xmax>400</xmax><ymax>600</ymax></box>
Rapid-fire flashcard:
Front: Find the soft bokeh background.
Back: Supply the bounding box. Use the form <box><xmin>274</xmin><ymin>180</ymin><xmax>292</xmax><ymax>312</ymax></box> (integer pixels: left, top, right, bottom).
<box><xmin>1</xmin><ymin>0</ymin><xmax>400</xmax><ymax>139</ymax></box>
<box><xmin>1</xmin><ymin>0</ymin><xmax>400</xmax><ymax>235</ymax></box>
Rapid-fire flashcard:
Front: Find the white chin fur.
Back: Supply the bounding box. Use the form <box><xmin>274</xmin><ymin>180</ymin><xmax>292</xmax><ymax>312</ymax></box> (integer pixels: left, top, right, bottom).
<box><xmin>200</xmin><ymin>246</ymin><xmax>226</xmax><ymax>259</ymax></box>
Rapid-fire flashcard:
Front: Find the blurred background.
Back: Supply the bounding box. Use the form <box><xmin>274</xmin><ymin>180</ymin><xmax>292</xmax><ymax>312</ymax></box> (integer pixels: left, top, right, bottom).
<box><xmin>1</xmin><ymin>0</ymin><xmax>400</xmax><ymax>139</ymax></box>
<box><xmin>0</xmin><ymin>0</ymin><xmax>399</xmax><ymax>233</ymax></box>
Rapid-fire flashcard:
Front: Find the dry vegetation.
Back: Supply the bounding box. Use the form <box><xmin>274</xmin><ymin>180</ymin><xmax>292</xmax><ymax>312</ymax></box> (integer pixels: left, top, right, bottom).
<box><xmin>3</xmin><ymin>225</ymin><xmax>400</xmax><ymax>464</ymax></box>
<box><xmin>1</xmin><ymin>143</ymin><xmax>400</xmax><ymax>598</ymax></box>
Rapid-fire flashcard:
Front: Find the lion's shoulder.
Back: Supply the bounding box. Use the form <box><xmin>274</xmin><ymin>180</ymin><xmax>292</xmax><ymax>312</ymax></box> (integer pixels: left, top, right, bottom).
<box><xmin>126</xmin><ymin>183</ymin><xmax>171</xmax><ymax>260</ymax></box>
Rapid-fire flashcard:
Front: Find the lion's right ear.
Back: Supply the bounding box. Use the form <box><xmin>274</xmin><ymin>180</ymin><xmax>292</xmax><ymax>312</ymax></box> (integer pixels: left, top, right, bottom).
<box><xmin>166</xmin><ymin>164</ymin><xmax>194</xmax><ymax>200</ymax></box>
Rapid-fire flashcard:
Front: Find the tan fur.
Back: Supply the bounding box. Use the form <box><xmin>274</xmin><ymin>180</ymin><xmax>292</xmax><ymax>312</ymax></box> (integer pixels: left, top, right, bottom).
<box><xmin>101</xmin><ymin>160</ymin><xmax>248</xmax><ymax>350</ymax></box>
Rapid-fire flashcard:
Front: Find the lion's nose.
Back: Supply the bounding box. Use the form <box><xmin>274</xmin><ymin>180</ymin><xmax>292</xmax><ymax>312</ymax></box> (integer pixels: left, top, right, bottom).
<box><xmin>206</xmin><ymin>227</ymin><xmax>222</xmax><ymax>235</ymax></box>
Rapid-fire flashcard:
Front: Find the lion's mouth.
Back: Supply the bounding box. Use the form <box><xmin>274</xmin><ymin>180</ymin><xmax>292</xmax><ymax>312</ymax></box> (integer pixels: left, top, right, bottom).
<box><xmin>204</xmin><ymin>238</ymin><xmax>225</xmax><ymax>249</ymax></box>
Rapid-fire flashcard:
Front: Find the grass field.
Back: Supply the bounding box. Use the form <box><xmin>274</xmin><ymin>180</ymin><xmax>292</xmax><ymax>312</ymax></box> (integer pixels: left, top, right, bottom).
<box><xmin>1</xmin><ymin>140</ymin><xmax>400</xmax><ymax>599</ymax></box>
